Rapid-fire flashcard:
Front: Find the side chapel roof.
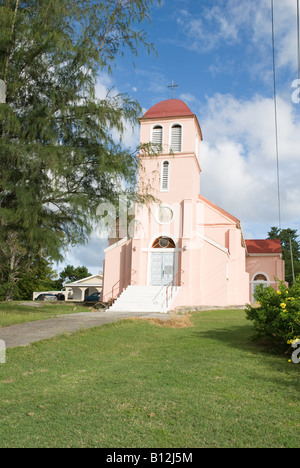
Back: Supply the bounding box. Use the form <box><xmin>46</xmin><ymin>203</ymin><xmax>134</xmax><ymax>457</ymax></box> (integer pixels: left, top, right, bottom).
<box><xmin>245</xmin><ymin>239</ymin><xmax>282</xmax><ymax>255</ymax></box>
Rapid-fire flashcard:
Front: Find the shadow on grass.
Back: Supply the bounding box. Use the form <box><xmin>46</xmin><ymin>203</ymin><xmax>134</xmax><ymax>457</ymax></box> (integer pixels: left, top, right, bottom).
<box><xmin>192</xmin><ymin>323</ymin><xmax>300</xmax><ymax>389</ymax></box>
<box><xmin>192</xmin><ymin>323</ymin><xmax>261</xmax><ymax>353</ymax></box>
<box><xmin>192</xmin><ymin>321</ymin><xmax>293</xmax><ymax>361</ymax></box>
<box><xmin>193</xmin><ymin>322</ymin><xmax>288</xmax><ymax>356</ymax></box>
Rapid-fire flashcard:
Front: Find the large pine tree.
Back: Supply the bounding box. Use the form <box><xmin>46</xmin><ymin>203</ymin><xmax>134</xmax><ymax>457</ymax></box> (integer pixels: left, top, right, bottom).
<box><xmin>0</xmin><ymin>0</ymin><xmax>158</xmax><ymax>299</ymax></box>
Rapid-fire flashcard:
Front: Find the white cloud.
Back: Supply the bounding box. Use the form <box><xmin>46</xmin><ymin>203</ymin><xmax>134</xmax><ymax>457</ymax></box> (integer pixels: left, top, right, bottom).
<box><xmin>199</xmin><ymin>93</ymin><xmax>300</xmax><ymax>229</ymax></box>
<box><xmin>179</xmin><ymin>93</ymin><xmax>200</xmax><ymax>105</ymax></box>
<box><xmin>176</xmin><ymin>0</ymin><xmax>298</xmax><ymax>73</ymax></box>
<box><xmin>94</xmin><ymin>74</ymin><xmax>116</xmax><ymax>100</ymax></box>
<box><xmin>176</xmin><ymin>1</ymin><xmax>254</xmax><ymax>52</ymax></box>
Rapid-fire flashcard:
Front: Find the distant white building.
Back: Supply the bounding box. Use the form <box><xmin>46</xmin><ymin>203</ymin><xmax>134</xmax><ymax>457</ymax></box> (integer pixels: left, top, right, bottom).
<box><xmin>65</xmin><ymin>274</ymin><xmax>103</xmax><ymax>302</ymax></box>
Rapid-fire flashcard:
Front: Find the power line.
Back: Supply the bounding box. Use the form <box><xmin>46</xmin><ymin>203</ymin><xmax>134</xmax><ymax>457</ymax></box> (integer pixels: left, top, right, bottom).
<box><xmin>297</xmin><ymin>0</ymin><xmax>300</xmax><ymax>81</ymax></box>
<box><xmin>289</xmin><ymin>237</ymin><xmax>296</xmax><ymax>284</ymax></box>
<box><xmin>271</xmin><ymin>0</ymin><xmax>281</xmax><ymax>229</ymax></box>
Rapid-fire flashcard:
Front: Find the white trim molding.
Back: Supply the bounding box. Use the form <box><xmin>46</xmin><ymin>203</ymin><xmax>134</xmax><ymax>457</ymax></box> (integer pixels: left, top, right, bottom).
<box><xmin>197</xmin><ymin>232</ymin><xmax>230</xmax><ymax>256</ymax></box>
<box><xmin>104</xmin><ymin>237</ymin><xmax>128</xmax><ymax>253</ymax></box>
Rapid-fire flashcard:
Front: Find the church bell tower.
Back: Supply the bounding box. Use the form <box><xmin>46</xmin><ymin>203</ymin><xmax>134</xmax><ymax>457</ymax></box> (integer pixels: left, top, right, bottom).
<box><xmin>138</xmin><ymin>99</ymin><xmax>203</xmax><ymax>203</ymax></box>
<box><xmin>130</xmin><ymin>99</ymin><xmax>203</xmax><ymax>288</ymax></box>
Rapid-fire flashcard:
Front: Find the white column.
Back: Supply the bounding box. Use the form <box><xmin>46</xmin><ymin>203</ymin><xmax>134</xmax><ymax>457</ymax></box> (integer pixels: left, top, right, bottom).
<box><xmin>79</xmin><ymin>287</ymin><xmax>88</xmax><ymax>301</ymax></box>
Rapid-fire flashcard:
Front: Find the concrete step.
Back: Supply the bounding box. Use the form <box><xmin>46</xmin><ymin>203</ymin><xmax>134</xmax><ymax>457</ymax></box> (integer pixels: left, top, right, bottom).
<box><xmin>107</xmin><ymin>286</ymin><xmax>181</xmax><ymax>313</ymax></box>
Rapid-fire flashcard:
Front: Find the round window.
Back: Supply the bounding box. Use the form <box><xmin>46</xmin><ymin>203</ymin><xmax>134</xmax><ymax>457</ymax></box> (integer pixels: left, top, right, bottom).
<box><xmin>159</xmin><ymin>237</ymin><xmax>170</xmax><ymax>248</ymax></box>
<box><xmin>152</xmin><ymin>237</ymin><xmax>176</xmax><ymax>249</ymax></box>
<box><xmin>157</xmin><ymin>206</ymin><xmax>174</xmax><ymax>224</ymax></box>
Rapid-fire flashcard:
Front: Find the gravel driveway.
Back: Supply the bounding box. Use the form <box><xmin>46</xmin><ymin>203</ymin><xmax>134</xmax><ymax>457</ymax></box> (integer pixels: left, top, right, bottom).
<box><xmin>0</xmin><ymin>311</ymin><xmax>170</xmax><ymax>349</ymax></box>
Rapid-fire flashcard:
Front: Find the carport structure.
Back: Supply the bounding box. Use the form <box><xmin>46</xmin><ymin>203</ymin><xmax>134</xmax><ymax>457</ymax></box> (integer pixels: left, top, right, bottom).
<box><xmin>65</xmin><ymin>274</ymin><xmax>103</xmax><ymax>302</ymax></box>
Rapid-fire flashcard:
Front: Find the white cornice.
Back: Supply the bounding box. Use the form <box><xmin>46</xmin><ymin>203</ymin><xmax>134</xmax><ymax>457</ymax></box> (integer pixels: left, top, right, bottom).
<box><xmin>104</xmin><ymin>237</ymin><xmax>129</xmax><ymax>253</ymax></box>
<box><xmin>197</xmin><ymin>232</ymin><xmax>230</xmax><ymax>256</ymax></box>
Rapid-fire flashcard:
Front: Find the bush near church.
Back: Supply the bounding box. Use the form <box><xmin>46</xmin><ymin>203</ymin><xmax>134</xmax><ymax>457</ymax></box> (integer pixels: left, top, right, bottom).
<box><xmin>245</xmin><ymin>277</ymin><xmax>300</xmax><ymax>349</ymax></box>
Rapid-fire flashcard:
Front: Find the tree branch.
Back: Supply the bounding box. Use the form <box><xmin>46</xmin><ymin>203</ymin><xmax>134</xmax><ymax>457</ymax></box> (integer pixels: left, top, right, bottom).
<box><xmin>4</xmin><ymin>0</ymin><xmax>21</xmax><ymax>83</ymax></box>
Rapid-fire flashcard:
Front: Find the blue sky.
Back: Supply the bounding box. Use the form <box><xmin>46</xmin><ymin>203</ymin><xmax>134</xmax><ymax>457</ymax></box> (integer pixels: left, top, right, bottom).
<box><xmin>57</xmin><ymin>0</ymin><xmax>300</xmax><ymax>275</ymax></box>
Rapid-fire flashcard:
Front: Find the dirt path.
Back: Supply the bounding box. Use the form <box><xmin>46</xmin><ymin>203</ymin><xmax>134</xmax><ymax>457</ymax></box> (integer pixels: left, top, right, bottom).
<box><xmin>0</xmin><ymin>311</ymin><xmax>171</xmax><ymax>349</ymax></box>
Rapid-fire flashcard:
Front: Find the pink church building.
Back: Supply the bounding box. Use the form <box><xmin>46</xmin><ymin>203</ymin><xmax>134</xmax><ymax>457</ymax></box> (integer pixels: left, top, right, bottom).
<box><xmin>101</xmin><ymin>99</ymin><xmax>285</xmax><ymax>312</ymax></box>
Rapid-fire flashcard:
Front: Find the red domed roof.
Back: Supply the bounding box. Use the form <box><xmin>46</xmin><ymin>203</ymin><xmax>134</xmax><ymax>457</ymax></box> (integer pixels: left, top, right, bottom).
<box><xmin>142</xmin><ymin>99</ymin><xmax>195</xmax><ymax>119</ymax></box>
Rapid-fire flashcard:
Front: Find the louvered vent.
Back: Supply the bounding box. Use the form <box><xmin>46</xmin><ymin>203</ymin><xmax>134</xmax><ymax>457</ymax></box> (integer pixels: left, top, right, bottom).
<box><xmin>161</xmin><ymin>161</ymin><xmax>169</xmax><ymax>191</ymax></box>
<box><xmin>152</xmin><ymin>125</ymin><xmax>163</xmax><ymax>152</ymax></box>
<box><xmin>170</xmin><ymin>125</ymin><xmax>182</xmax><ymax>152</ymax></box>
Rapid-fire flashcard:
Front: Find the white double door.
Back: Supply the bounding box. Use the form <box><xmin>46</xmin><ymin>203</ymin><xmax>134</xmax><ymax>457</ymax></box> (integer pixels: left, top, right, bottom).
<box><xmin>151</xmin><ymin>252</ymin><xmax>175</xmax><ymax>286</ymax></box>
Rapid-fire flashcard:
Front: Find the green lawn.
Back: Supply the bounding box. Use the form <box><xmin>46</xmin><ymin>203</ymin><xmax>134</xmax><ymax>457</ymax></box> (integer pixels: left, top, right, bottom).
<box><xmin>0</xmin><ymin>301</ymin><xmax>92</xmax><ymax>327</ymax></box>
<box><xmin>0</xmin><ymin>310</ymin><xmax>299</xmax><ymax>448</ymax></box>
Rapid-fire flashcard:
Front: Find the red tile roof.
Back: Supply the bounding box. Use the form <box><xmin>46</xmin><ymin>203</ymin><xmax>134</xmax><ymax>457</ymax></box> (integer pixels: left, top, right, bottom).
<box><xmin>245</xmin><ymin>239</ymin><xmax>282</xmax><ymax>254</ymax></box>
<box><xmin>142</xmin><ymin>99</ymin><xmax>195</xmax><ymax>119</ymax></box>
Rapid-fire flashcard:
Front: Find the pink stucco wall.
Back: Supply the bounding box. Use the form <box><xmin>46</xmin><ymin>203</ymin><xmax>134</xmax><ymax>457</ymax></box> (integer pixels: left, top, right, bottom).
<box><xmin>172</xmin><ymin>217</ymin><xmax>249</xmax><ymax>308</ymax></box>
<box><xmin>246</xmin><ymin>255</ymin><xmax>285</xmax><ymax>283</ymax></box>
<box><xmin>101</xmin><ymin>238</ymin><xmax>132</xmax><ymax>302</ymax></box>
<box><xmin>246</xmin><ymin>255</ymin><xmax>286</xmax><ymax>302</ymax></box>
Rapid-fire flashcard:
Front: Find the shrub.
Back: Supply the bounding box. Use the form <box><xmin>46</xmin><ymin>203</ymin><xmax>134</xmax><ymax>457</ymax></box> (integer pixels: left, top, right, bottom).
<box><xmin>245</xmin><ymin>277</ymin><xmax>300</xmax><ymax>348</ymax></box>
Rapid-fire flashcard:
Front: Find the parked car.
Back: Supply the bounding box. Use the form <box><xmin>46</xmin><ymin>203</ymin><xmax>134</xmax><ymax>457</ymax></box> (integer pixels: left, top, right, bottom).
<box><xmin>55</xmin><ymin>293</ymin><xmax>65</xmax><ymax>301</ymax></box>
<box><xmin>35</xmin><ymin>293</ymin><xmax>57</xmax><ymax>301</ymax></box>
<box><xmin>84</xmin><ymin>292</ymin><xmax>101</xmax><ymax>302</ymax></box>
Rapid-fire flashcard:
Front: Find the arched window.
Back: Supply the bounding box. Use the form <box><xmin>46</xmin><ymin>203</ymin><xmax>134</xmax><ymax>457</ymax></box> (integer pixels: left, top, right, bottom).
<box><xmin>152</xmin><ymin>237</ymin><xmax>176</xmax><ymax>249</ymax></box>
<box><xmin>170</xmin><ymin>124</ymin><xmax>182</xmax><ymax>153</ymax></box>
<box><xmin>151</xmin><ymin>125</ymin><xmax>163</xmax><ymax>152</ymax></box>
<box><xmin>251</xmin><ymin>273</ymin><xmax>270</xmax><ymax>303</ymax></box>
<box><xmin>254</xmin><ymin>274</ymin><xmax>268</xmax><ymax>282</ymax></box>
<box><xmin>161</xmin><ymin>161</ymin><xmax>170</xmax><ymax>191</ymax></box>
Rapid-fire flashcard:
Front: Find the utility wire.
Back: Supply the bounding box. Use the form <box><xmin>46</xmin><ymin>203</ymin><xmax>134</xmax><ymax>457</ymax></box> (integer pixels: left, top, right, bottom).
<box><xmin>297</xmin><ymin>0</ymin><xmax>300</xmax><ymax>81</ymax></box>
<box><xmin>271</xmin><ymin>0</ymin><xmax>281</xmax><ymax>229</ymax></box>
<box><xmin>289</xmin><ymin>237</ymin><xmax>296</xmax><ymax>284</ymax></box>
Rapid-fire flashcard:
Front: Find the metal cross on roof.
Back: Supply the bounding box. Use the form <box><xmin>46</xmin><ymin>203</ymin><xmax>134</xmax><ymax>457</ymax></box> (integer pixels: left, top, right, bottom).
<box><xmin>167</xmin><ymin>81</ymin><xmax>179</xmax><ymax>99</ymax></box>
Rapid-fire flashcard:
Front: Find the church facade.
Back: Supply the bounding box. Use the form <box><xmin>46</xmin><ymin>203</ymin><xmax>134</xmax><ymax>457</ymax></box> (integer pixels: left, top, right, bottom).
<box><xmin>101</xmin><ymin>99</ymin><xmax>285</xmax><ymax>312</ymax></box>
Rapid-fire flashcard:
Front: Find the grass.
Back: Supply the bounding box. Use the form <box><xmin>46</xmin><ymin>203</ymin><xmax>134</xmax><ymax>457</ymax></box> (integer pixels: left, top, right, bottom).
<box><xmin>0</xmin><ymin>301</ymin><xmax>92</xmax><ymax>327</ymax></box>
<box><xmin>0</xmin><ymin>309</ymin><xmax>299</xmax><ymax>448</ymax></box>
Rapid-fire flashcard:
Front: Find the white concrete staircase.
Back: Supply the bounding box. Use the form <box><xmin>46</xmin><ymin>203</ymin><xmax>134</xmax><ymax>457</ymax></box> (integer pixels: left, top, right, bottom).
<box><xmin>107</xmin><ymin>285</ymin><xmax>181</xmax><ymax>313</ymax></box>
